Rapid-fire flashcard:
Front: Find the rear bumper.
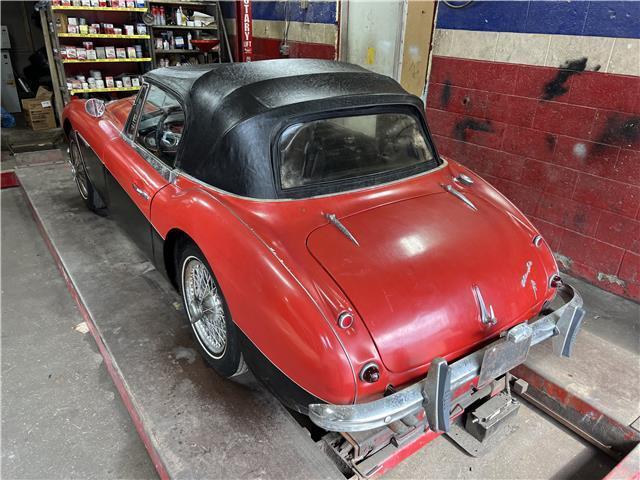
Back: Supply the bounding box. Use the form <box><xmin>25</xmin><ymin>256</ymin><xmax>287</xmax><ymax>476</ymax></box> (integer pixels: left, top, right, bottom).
<box><xmin>308</xmin><ymin>283</ymin><xmax>585</xmax><ymax>433</ymax></box>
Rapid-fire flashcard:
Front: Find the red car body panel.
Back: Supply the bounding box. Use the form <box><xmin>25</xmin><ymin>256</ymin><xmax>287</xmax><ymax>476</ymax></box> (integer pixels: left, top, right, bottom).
<box><xmin>63</xmin><ymin>87</ymin><xmax>557</xmax><ymax>406</ymax></box>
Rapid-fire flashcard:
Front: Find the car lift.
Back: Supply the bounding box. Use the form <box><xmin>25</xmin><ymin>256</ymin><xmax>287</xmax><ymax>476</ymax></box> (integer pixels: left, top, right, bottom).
<box><xmin>4</xmin><ymin>159</ymin><xmax>639</xmax><ymax>480</ymax></box>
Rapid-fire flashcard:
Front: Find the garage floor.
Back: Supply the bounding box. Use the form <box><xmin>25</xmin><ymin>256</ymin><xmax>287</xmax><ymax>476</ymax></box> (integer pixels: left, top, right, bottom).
<box><xmin>1</xmin><ymin>188</ymin><xmax>156</xmax><ymax>479</ymax></box>
<box><xmin>1</xmin><ymin>157</ymin><xmax>636</xmax><ymax>478</ymax></box>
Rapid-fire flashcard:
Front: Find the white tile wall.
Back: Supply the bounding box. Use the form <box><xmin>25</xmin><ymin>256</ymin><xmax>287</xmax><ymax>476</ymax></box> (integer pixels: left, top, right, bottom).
<box><xmin>433</xmin><ymin>28</ymin><xmax>639</xmax><ymax>76</ymax></box>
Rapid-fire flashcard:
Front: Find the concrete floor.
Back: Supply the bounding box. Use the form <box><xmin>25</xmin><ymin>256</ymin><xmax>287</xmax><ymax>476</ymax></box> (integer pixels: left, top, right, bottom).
<box><xmin>1</xmin><ymin>188</ymin><xmax>157</xmax><ymax>479</ymax></box>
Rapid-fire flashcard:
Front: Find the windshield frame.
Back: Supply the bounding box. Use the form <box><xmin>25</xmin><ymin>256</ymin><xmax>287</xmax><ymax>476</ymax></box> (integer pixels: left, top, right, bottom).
<box><xmin>271</xmin><ymin>104</ymin><xmax>441</xmax><ymax>199</ymax></box>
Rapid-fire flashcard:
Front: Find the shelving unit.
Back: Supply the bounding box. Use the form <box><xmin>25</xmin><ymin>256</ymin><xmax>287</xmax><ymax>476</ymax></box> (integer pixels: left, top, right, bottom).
<box><xmin>70</xmin><ymin>86</ymin><xmax>141</xmax><ymax>95</ymax></box>
<box><xmin>51</xmin><ymin>5</ymin><xmax>148</xmax><ymax>12</ymax></box>
<box><xmin>62</xmin><ymin>57</ymin><xmax>152</xmax><ymax>63</ymax></box>
<box><xmin>42</xmin><ymin>1</ymin><xmax>233</xmax><ymax>110</ymax></box>
<box><xmin>44</xmin><ymin>3</ymin><xmax>154</xmax><ymax>104</ymax></box>
<box><xmin>148</xmin><ymin>0</ymin><xmax>231</xmax><ymax>68</ymax></box>
<box><xmin>58</xmin><ymin>33</ymin><xmax>150</xmax><ymax>39</ymax></box>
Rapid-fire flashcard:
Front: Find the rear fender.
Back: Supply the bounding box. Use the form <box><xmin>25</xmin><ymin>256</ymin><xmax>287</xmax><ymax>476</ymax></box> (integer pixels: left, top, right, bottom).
<box><xmin>150</xmin><ymin>180</ymin><xmax>357</xmax><ymax>405</ymax></box>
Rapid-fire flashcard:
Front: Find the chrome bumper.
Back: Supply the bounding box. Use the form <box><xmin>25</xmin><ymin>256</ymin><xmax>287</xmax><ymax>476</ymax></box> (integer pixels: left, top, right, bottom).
<box><xmin>308</xmin><ymin>284</ymin><xmax>585</xmax><ymax>433</ymax></box>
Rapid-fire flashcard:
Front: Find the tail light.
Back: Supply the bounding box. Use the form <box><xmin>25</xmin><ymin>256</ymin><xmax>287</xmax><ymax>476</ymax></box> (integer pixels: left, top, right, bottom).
<box><xmin>360</xmin><ymin>362</ymin><xmax>380</xmax><ymax>383</ymax></box>
<box><xmin>549</xmin><ymin>274</ymin><xmax>563</xmax><ymax>288</ymax></box>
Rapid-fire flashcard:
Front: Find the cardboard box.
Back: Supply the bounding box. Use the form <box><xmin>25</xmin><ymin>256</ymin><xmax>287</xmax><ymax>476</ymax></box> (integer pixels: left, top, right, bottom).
<box><xmin>21</xmin><ymin>87</ymin><xmax>56</xmax><ymax>131</ymax></box>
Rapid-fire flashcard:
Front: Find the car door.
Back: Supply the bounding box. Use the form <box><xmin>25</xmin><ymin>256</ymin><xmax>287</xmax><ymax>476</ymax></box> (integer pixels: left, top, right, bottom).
<box><xmin>104</xmin><ymin>83</ymin><xmax>185</xmax><ymax>260</ymax></box>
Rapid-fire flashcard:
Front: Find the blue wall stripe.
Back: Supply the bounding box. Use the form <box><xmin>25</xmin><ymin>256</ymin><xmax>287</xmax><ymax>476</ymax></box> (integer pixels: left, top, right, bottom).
<box><xmin>436</xmin><ymin>0</ymin><xmax>640</xmax><ymax>39</ymax></box>
<box><xmin>220</xmin><ymin>1</ymin><xmax>236</xmax><ymax>19</ymax></box>
<box><xmin>251</xmin><ymin>1</ymin><xmax>336</xmax><ymax>24</ymax></box>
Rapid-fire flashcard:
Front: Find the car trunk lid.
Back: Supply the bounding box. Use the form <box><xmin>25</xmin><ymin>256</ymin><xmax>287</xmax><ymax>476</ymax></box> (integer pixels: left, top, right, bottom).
<box><xmin>306</xmin><ymin>191</ymin><xmax>547</xmax><ymax>373</ymax></box>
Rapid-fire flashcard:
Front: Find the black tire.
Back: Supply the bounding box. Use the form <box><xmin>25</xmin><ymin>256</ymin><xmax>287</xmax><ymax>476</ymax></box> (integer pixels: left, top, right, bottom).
<box><xmin>68</xmin><ymin>133</ymin><xmax>106</xmax><ymax>215</ymax></box>
<box><xmin>177</xmin><ymin>242</ymin><xmax>247</xmax><ymax>378</ymax></box>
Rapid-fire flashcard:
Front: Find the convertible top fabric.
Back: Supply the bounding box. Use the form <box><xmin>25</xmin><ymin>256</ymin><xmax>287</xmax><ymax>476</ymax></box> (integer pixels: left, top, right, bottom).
<box><xmin>143</xmin><ymin>59</ymin><xmax>432</xmax><ymax>199</ymax></box>
<box><xmin>144</xmin><ymin>59</ymin><xmax>406</xmax><ymax>108</ymax></box>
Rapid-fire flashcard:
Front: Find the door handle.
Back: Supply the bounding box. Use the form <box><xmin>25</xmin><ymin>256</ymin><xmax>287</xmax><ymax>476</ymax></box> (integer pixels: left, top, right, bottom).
<box><xmin>132</xmin><ymin>183</ymin><xmax>150</xmax><ymax>200</ymax></box>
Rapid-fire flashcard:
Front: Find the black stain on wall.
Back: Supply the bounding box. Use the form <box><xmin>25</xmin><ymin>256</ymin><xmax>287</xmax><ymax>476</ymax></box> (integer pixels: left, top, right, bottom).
<box><xmin>454</xmin><ymin>118</ymin><xmax>493</xmax><ymax>141</ymax></box>
<box><xmin>441</xmin><ymin>80</ymin><xmax>452</xmax><ymax>107</ymax></box>
<box><xmin>596</xmin><ymin>115</ymin><xmax>640</xmax><ymax>150</ymax></box>
<box><xmin>541</xmin><ymin>57</ymin><xmax>587</xmax><ymax>101</ymax></box>
<box><xmin>545</xmin><ymin>134</ymin><xmax>557</xmax><ymax>151</ymax></box>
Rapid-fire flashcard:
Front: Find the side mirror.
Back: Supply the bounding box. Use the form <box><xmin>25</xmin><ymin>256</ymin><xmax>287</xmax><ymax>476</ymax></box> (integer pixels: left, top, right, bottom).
<box><xmin>85</xmin><ymin>98</ymin><xmax>106</xmax><ymax>118</ymax></box>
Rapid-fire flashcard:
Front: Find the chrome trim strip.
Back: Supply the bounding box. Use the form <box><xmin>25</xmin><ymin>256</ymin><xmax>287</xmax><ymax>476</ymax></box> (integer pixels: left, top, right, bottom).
<box><xmin>472</xmin><ymin>285</ymin><xmax>497</xmax><ymax>327</ymax></box>
<box><xmin>120</xmin><ymin>132</ymin><xmax>175</xmax><ymax>182</ymax></box>
<box><xmin>442</xmin><ymin>183</ymin><xmax>477</xmax><ymax>211</ymax></box>
<box><xmin>325</xmin><ymin>213</ymin><xmax>359</xmax><ymax>246</ymax></box>
<box><xmin>175</xmin><ymin>159</ymin><xmax>450</xmax><ymax>203</ymax></box>
<box><xmin>308</xmin><ymin>284</ymin><xmax>584</xmax><ymax>432</ymax></box>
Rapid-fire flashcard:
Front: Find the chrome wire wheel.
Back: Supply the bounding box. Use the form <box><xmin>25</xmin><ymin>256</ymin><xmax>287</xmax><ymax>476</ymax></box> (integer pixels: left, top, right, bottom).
<box><xmin>69</xmin><ymin>139</ymin><xmax>89</xmax><ymax>200</ymax></box>
<box><xmin>182</xmin><ymin>256</ymin><xmax>227</xmax><ymax>359</ymax></box>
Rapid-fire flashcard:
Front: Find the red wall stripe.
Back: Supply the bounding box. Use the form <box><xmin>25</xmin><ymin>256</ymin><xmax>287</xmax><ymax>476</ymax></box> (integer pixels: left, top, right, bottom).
<box><xmin>252</xmin><ymin>37</ymin><xmax>336</xmax><ymax>61</ymax></box>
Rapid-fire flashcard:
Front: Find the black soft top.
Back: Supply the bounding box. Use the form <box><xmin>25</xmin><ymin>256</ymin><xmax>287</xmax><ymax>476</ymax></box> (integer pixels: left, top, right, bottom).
<box><xmin>143</xmin><ymin>59</ymin><xmax>431</xmax><ymax>199</ymax></box>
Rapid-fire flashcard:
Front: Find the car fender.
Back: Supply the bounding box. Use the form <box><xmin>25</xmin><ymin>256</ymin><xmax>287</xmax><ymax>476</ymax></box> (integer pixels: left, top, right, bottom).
<box><xmin>150</xmin><ymin>178</ymin><xmax>358</xmax><ymax>405</ymax></box>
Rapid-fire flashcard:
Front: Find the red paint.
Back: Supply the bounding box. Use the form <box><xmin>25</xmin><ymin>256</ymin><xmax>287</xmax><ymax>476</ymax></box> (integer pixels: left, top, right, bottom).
<box><xmin>536</xmin><ymin>193</ymin><xmax>600</xmax><ymax>236</ymax></box>
<box><xmin>486</xmin><ymin>92</ymin><xmax>537</xmax><ymax>128</ymax></box>
<box><xmin>532</xmin><ymin>101</ymin><xmax>597</xmax><ymax>138</ymax></box>
<box><xmin>236</xmin><ymin>0</ymin><xmax>253</xmax><ymax>61</ymax></box>
<box><xmin>573</xmin><ymin>173</ymin><xmax>640</xmax><ymax>218</ymax></box>
<box><xmin>519</xmin><ymin>159</ymin><xmax>578</xmax><ymax>196</ymax></box>
<box><xmin>18</xmin><ymin>185</ymin><xmax>170</xmax><ymax>480</ymax></box>
<box><xmin>552</xmin><ymin>136</ymin><xmax>620</xmax><ymax>179</ymax></box>
<box><xmin>252</xmin><ymin>37</ymin><xmax>336</xmax><ymax>61</ymax></box>
<box><xmin>619</xmin><ymin>251</ymin><xmax>640</xmax><ymax>284</ymax></box>
<box><xmin>502</xmin><ymin>124</ymin><xmax>557</xmax><ymax>161</ymax></box>
<box><xmin>568</xmin><ymin>71</ymin><xmax>640</xmax><ymax>115</ymax></box>
<box><xmin>612</xmin><ymin>149</ymin><xmax>640</xmax><ymax>185</ymax></box>
<box><xmin>63</xmin><ymin>93</ymin><xmax>558</xmax><ymax>405</ymax></box>
<box><xmin>429</xmin><ymin>56</ymin><xmax>519</xmax><ymax>95</ymax></box>
<box><xmin>559</xmin><ymin>229</ymin><xmax>625</xmax><ymax>273</ymax></box>
<box><xmin>427</xmin><ymin>55</ymin><xmax>640</xmax><ymax>300</ymax></box>
<box><xmin>596</xmin><ymin>212</ymin><xmax>640</xmax><ymax>253</ymax></box>
<box><xmin>1</xmin><ymin>171</ymin><xmax>19</xmax><ymax>189</ymax></box>
<box><xmin>371</xmin><ymin>429</ymin><xmax>441</xmax><ymax>478</ymax></box>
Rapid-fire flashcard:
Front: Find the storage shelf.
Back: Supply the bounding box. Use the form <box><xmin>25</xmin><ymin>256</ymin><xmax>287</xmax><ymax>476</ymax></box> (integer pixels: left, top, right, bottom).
<box><xmin>62</xmin><ymin>57</ymin><xmax>152</xmax><ymax>63</ymax></box>
<box><xmin>70</xmin><ymin>86</ymin><xmax>140</xmax><ymax>95</ymax></box>
<box><xmin>154</xmin><ymin>49</ymin><xmax>201</xmax><ymax>54</ymax></box>
<box><xmin>52</xmin><ymin>6</ymin><xmax>148</xmax><ymax>12</ymax></box>
<box><xmin>58</xmin><ymin>33</ymin><xmax>150</xmax><ymax>39</ymax></box>
<box><xmin>151</xmin><ymin>24</ymin><xmax>217</xmax><ymax>30</ymax></box>
<box><xmin>150</xmin><ymin>0</ymin><xmax>213</xmax><ymax>5</ymax></box>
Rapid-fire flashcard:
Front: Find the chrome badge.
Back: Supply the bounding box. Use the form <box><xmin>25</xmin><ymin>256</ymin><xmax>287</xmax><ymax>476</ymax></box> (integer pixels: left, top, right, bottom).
<box><xmin>521</xmin><ymin>260</ymin><xmax>533</xmax><ymax>287</ymax></box>
<box><xmin>472</xmin><ymin>285</ymin><xmax>497</xmax><ymax>327</ymax></box>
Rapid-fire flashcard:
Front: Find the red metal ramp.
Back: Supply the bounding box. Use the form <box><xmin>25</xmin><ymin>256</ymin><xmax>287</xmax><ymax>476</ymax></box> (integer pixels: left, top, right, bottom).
<box><xmin>514</xmin><ymin>275</ymin><xmax>640</xmax><ymax>459</ymax></box>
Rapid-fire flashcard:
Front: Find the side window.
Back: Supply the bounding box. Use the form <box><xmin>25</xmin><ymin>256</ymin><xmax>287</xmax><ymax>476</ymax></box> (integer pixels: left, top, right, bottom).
<box><xmin>133</xmin><ymin>84</ymin><xmax>185</xmax><ymax>167</ymax></box>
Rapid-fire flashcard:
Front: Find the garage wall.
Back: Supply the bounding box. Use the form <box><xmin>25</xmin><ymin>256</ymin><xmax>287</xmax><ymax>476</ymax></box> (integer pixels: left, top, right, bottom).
<box><xmin>222</xmin><ymin>1</ymin><xmax>338</xmax><ymax>61</ymax></box>
<box><xmin>426</xmin><ymin>0</ymin><xmax>640</xmax><ymax>301</ymax></box>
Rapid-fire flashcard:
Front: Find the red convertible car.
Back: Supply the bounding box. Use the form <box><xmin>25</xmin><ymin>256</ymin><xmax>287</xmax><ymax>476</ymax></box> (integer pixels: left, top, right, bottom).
<box><xmin>62</xmin><ymin>59</ymin><xmax>584</xmax><ymax>435</ymax></box>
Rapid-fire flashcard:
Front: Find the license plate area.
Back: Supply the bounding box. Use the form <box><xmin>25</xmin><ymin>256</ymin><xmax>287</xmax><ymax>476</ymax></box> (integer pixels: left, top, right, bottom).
<box><xmin>477</xmin><ymin>323</ymin><xmax>533</xmax><ymax>387</ymax></box>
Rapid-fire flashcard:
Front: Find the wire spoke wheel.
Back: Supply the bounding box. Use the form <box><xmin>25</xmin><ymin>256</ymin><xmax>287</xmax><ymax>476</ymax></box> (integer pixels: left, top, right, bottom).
<box><xmin>182</xmin><ymin>256</ymin><xmax>227</xmax><ymax>358</ymax></box>
<box><xmin>69</xmin><ymin>140</ymin><xmax>89</xmax><ymax>200</ymax></box>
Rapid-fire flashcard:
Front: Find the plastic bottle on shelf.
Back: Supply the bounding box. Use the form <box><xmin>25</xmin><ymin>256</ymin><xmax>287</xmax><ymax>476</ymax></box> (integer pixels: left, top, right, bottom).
<box><xmin>176</xmin><ymin>7</ymin><xmax>183</xmax><ymax>26</ymax></box>
<box><xmin>159</xmin><ymin>7</ymin><xmax>166</xmax><ymax>26</ymax></box>
<box><xmin>187</xmin><ymin>32</ymin><xmax>193</xmax><ymax>50</ymax></box>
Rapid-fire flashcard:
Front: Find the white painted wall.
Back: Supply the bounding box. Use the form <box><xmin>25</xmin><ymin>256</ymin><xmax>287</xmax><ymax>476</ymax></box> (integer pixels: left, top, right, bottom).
<box><xmin>340</xmin><ymin>1</ymin><xmax>405</xmax><ymax>80</ymax></box>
